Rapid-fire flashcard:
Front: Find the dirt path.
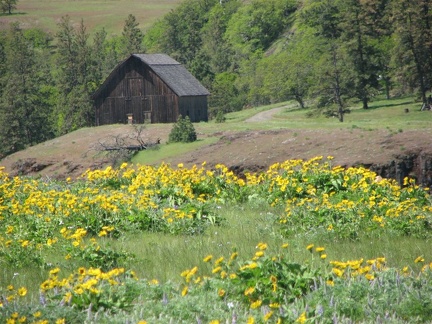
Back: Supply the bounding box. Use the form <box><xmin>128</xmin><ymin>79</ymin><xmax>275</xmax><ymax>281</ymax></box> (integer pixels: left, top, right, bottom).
<box><xmin>245</xmin><ymin>107</ymin><xmax>285</xmax><ymax>122</ymax></box>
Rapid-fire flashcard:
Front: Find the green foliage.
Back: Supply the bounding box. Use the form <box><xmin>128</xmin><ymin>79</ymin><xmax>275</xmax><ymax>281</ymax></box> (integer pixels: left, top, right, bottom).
<box><xmin>168</xmin><ymin>116</ymin><xmax>197</xmax><ymax>143</ymax></box>
<box><xmin>0</xmin><ymin>0</ymin><xmax>17</xmax><ymax>15</ymax></box>
<box><xmin>229</xmin><ymin>249</ymin><xmax>320</xmax><ymax>306</ymax></box>
<box><xmin>215</xmin><ymin>110</ymin><xmax>226</xmax><ymax>123</ymax></box>
<box><xmin>0</xmin><ymin>23</ymin><xmax>55</xmax><ymax>157</ymax></box>
<box><xmin>121</xmin><ymin>14</ymin><xmax>144</xmax><ymax>58</ymax></box>
<box><xmin>209</xmin><ymin>72</ymin><xmax>243</xmax><ymax>115</ymax></box>
<box><xmin>201</xmin><ymin>0</ymin><xmax>241</xmax><ymax>74</ymax></box>
<box><xmin>294</xmin><ymin>269</ymin><xmax>432</xmax><ymax>322</ymax></box>
<box><xmin>392</xmin><ymin>0</ymin><xmax>432</xmax><ymax>104</ymax></box>
<box><xmin>225</xmin><ymin>0</ymin><xmax>297</xmax><ymax>55</ymax></box>
<box><xmin>254</xmin><ymin>27</ymin><xmax>319</xmax><ymax>107</ymax></box>
<box><xmin>150</xmin><ymin>0</ymin><xmax>217</xmax><ymax>80</ymax></box>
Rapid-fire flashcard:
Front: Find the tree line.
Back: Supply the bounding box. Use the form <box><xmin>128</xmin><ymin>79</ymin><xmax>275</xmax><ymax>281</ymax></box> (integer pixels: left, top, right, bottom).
<box><xmin>0</xmin><ymin>14</ymin><xmax>143</xmax><ymax>157</ymax></box>
<box><xmin>146</xmin><ymin>0</ymin><xmax>432</xmax><ymax>122</ymax></box>
<box><xmin>0</xmin><ymin>0</ymin><xmax>431</xmax><ymax>157</ymax></box>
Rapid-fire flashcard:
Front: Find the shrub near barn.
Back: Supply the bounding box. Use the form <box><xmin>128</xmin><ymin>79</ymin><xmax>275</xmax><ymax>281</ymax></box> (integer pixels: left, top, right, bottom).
<box><xmin>168</xmin><ymin>116</ymin><xmax>197</xmax><ymax>143</ymax></box>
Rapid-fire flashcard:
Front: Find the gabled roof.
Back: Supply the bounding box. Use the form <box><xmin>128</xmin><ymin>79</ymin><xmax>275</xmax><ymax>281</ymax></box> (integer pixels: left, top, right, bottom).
<box><xmin>93</xmin><ymin>54</ymin><xmax>210</xmax><ymax>99</ymax></box>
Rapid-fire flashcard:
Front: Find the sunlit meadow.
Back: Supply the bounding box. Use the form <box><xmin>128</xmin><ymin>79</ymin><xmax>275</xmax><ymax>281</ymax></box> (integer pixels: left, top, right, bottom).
<box><xmin>1</xmin><ymin>157</ymin><xmax>431</xmax><ymax>323</ymax></box>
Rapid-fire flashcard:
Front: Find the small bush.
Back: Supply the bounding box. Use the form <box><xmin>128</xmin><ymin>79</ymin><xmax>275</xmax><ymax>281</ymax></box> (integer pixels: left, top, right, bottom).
<box><xmin>215</xmin><ymin>110</ymin><xmax>226</xmax><ymax>123</ymax></box>
<box><xmin>169</xmin><ymin>116</ymin><xmax>197</xmax><ymax>143</ymax></box>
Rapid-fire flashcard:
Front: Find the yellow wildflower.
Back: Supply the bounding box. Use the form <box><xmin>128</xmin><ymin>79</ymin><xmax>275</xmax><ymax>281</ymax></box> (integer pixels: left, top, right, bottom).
<box><xmin>414</xmin><ymin>256</ymin><xmax>425</xmax><ymax>263</ymax></box>
<box><xmin>250</xmin><ymin>299</ymin><xmax>262</xmax><ymax>309</ymax></box>
<box><xmin>181</xmin><ymin>286</ymin><xmax>188</xmax><ymax>296</ymax></box>
<box><xmin>215</xmin><ymin>257</ymin><xmax>224</xmax><ymax>265</ymax></box>
<box><xmin>244</xmin><ymin>287</ymin><xmax>255</xmax><ymax>296</ymax></box>
<box><xmin>263</xmin><ymin>311</ymin><xmax>274</xmax><ymax>322</ymax></box>
<box><xmin>230</xmin><ymin>252</ymin><xmax>238</xmax><ymax>261</ymax></box>
<box><xmin>17</xmin><ymin>287</ymin><xmax>27</xmax><ymax>297</ymax></box>
<box><xmin>296</xmin><ymin>312</ymin><xmax>307</xmax><ymax>323</ymax></box>
<box><xmin>212</xmin><ymin>266</ymin><xmax>222</xmax><ymax>274</ymax></box>
<box><xmin>332</xmin><ymin>268</ymin><xmax>344</xmax><ymax>277</ymax></box>
<box><xmin>33</xmin><ymin>311</ymin><xmax>42</xmax><ymax>318</ymax></box>
<box><xmin>49</xmin><ymin>268</ymin><xmax>60</xmax><ymax>276</ymax></box>
<box><xmin>203</xmin><ymin>255</ymin><xmax>213</xmax><ymax>262</ymax></box>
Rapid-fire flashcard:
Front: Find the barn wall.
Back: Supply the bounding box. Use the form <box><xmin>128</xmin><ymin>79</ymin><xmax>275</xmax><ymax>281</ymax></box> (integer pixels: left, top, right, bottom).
<box><xmin>94</xmin><ymin>57</ymin><xmax>208</xmax><ymax>125</ymax></box>
<box><xmin>95</xmin><ymin>58</ymin><xmax>180</xmax><ymax>125</ymax></box>
<box><xmin>179</xmin><ymin>96</ymin><xmax>209</xmax><ymax>122</ymax></box>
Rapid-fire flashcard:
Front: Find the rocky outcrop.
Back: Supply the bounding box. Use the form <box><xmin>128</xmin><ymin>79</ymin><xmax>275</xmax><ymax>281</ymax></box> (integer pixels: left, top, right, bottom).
<box><xmin>368</xmin><ymin>151</ymin><xmax>432</xmax><ymax>188</ymax></box>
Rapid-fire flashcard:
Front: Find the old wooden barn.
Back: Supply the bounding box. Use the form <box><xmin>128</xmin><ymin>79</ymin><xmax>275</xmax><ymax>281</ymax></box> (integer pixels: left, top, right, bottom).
<box><xmin>93</xmin><ymin>54</ymin><xmax>210</xmax><ymax>125</ymax></box>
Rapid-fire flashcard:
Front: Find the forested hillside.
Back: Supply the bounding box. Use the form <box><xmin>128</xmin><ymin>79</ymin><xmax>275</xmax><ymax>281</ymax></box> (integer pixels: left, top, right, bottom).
<box><xmin>0</xmin><ymin>0</ymin><xmax>430</xmax><ymax>158</ymax></box>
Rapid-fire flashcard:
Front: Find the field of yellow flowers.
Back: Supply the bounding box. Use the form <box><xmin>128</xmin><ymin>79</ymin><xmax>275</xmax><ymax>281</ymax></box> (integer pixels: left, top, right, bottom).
<box><xmin>1</xmin><ymin>157</ymin><xmax>431</xmax><ymax>323</ymax></box>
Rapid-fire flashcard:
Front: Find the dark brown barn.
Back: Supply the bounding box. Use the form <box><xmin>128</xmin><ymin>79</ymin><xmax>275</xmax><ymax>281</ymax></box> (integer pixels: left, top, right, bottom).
<box><xmin>93</xmin><ymin>54</ymin><xmax>210</xmax><ymax>125</ymax></box>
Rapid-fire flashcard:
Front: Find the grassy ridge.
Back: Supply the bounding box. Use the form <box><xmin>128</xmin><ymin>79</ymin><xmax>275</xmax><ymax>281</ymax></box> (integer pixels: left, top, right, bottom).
<box><xmin>0</xmin><ymin>0</ymin><xmax>181</xmax><ymax>35</ymax></box>
<box><xmin>131</xmin><ymin>96</ymin><xmax>432</xmax><ymax>166</ymax></box>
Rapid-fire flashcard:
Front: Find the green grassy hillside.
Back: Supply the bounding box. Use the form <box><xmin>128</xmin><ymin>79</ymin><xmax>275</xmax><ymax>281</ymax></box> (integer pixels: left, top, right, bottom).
<box><xmin>0</xmin><ymin>0</ymin><xmax>181</xmax><ymax>35</ymax></box>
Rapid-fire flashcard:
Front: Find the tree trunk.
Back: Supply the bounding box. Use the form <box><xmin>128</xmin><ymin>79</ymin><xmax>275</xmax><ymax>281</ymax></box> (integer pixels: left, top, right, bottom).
<box><xmin>295</xmin><ymin>95</ymin><xmax>305</xmax><ymax>109</ymax></box>
<box><xmin>362</xmin><ymin>97</ymin><xmax>368</xmax><ymax>109</ymax></box>
<box><xmin>385</xmin><ymin>77</ymin><xmax>391</xmax><ymax>99</ymax></box>
<box><xmin>331</xmin><ymin>45</ymin><xmax>344</xmax><ymax>123</ymax></box>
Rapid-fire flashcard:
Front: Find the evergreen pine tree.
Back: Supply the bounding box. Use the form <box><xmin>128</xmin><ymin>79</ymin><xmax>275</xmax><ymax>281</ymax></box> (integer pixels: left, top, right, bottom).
<box><xmin>0</xmin><ymin>23</ymin><xmax>54</xmax><ymax>157</ymax></box>
<box><xmin>121</xmin><ymin>14</ymin><xmax>144</xmax><ymax>58</ymax></box>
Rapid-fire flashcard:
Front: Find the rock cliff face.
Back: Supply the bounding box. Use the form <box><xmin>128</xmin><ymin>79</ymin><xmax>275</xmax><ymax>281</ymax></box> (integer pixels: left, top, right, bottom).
<box><xmin>369</xmin><ymin>151</ymin><xmax>432</xmax><ymax>188</ymax></box>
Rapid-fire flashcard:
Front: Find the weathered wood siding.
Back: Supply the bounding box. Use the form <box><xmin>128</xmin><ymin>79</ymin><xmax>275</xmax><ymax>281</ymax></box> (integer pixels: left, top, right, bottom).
<box><xmin>94</xmin><ymin>56</ymin><xmax>208</xmax><ymax>125</ymax></box>
<box><xmin>179</xmin><ymin>96</ymin><xmax>209</xmax><ymax>122</ymax></box>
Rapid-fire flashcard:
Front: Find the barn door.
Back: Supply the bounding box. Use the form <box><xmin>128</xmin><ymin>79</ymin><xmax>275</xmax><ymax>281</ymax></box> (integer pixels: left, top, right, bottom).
<box><xmin>125</xmin><ymin>77</ymin><xmax>144</xmax><ymax>123</ymax></box>
<box><xmin>142</xmin><ymin>96</ymin><xmax>152</xmax><ymax>123</ymax></box>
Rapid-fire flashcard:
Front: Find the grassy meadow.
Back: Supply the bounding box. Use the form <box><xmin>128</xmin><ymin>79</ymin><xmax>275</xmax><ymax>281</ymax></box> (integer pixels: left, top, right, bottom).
<box><xmin>1</xmin><ymin>101</ymin><xmax>432</xmax><ymax>323</ymax></box>
<box><xmin>0</xmin><ymin>0</ymin><xmax>181</xmax><ymax>36</ymax></box>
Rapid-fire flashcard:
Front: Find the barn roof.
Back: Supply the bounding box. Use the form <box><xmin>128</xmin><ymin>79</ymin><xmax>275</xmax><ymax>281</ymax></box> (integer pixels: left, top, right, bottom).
<box><xmin>93</xmin><ymin>54</ymin><xmax>210</xmax><ymax>99</ymax></box>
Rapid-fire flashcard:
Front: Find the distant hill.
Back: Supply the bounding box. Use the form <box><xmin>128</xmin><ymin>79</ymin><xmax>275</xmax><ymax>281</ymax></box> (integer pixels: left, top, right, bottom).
<box><xmin>0</xmin><ymin>0</ymin><xmax>182</xmax><ymax>35</ymax></box>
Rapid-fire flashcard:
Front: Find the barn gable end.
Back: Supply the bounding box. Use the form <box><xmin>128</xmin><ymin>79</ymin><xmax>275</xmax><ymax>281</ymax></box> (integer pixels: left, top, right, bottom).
<box><xmin>93</xmin><ymin>54</ymin><xmax>210</xmax><ymax>125</ymax></box>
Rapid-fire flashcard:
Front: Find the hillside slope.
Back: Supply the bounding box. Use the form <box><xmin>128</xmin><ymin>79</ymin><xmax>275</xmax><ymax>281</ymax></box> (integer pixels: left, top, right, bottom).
<box><xmin>1</xmin><ymin>110</ymin><xmax>432</xmax><ymax>187</ymax></box>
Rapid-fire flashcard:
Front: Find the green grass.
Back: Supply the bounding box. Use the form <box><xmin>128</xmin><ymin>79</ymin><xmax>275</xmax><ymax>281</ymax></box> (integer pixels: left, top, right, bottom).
<box><xmin>0</xmin><ymin>0</ymin><xmax>182</xmax><ymax>36</ymax></box>
<box><xmin>131</xmin><ymin>137</ymin><xmax>219</xmax><ymax>165</ymax></box>
<box><xmin>204</xmin><ymin>95</ymin><xmax>432</xmax><ymax>133</ymax></box>
<box><xmin>113</xmin><ymin>204</ymin><xmax>432</xmax><ymax>282</ymax></box>
<box><xmin>129</xmin><ymin>95</ymin><xmax>432</xmax><ymax>164</ymax></box>
<box><xmin>5</xmin><ymin>203</ymin><xmax>431</xmax><ymax>306</ymax></box>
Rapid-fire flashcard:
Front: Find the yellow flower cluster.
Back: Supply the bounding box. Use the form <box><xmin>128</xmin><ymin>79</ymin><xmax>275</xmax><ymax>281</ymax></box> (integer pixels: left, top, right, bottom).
<box><xmin>330</xmin><ymin>257</ymin><xmax>386</xmax><ymax>281</ymax></box>
<box><xmin>39</xmin><ymin>266</ymin><xmax>132</xmax><ymax>309</ymax></box>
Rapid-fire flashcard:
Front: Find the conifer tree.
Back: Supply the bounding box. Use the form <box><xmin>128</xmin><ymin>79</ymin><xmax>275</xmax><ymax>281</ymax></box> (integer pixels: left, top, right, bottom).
<box><xmin>0</xmin><ymin>23</ymin><xmax>53</xmax><ymax>157</ymax></box>
<box><xmin>121</xmin><ymin>14</ymin><xmax>144</xmax><ymax>58</ymax></box>
<box><xmin>392</xmin><ymin>0</ymin><xmax>432</xmax><ymax>104</ymax></box>
<box><xmin>55</xmin><ymin>17</ymin><xmax>94</xmax><ymax>134</ymax></box>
